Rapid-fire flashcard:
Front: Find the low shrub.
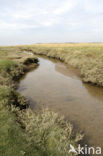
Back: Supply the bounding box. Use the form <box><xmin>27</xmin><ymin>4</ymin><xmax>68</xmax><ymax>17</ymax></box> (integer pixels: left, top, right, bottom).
<box><xmin>18</xmin><ymin>108</ymin><xmax>83</xmax><ymax>156</ymax></box>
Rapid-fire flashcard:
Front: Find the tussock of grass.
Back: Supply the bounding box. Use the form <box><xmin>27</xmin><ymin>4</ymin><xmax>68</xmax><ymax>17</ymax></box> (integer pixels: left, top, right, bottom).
<box><xmin>0</xmin><ymin>86</ymin><xmax>29</xmax><ymax>109</ymax></box>
<box><xmin>0</xmin><ymin>60</ymin><xmax>17</xmax><ymax>71</ymax></box>
<box><xmin>0</xmin><ymin>60</ymin><xmax>26</xmax><ymax>90</ymax></box>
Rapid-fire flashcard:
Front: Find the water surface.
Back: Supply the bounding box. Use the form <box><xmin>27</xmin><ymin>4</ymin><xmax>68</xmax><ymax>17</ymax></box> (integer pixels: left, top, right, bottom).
<box><xmin>18</xmin><ymin>56</ymin><xmax>103</xmax><ymax>148</ymax></box>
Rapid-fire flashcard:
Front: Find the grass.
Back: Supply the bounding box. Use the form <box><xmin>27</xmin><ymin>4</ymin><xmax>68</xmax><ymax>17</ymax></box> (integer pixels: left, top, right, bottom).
<box><xmin>0</xmin><ymin>60</ymin><xmax>16</xmax><ymax>71</ymax></box>
<box><xmin>20</xmin><ymin>43</ymin><xmax>103</xmax><ymax>87</ymax></box>
<box><xmin>17</xmin><ymin>108</ymin><xmax>83</xmax><ymax>156</ymax></box>
<box><xmin>0</xmin><ymin>101</ymin><xmax>26</xmax><ymax>156</ymax></box>
<box><xmin>0</xmin><ymin>46</ymin><xmax>82</xmax><ymax>156</ymax></box>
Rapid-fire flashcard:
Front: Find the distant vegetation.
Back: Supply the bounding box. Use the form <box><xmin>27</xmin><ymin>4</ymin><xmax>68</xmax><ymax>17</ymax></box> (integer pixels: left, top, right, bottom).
<box><xmin>0</xmin><ymin>46</ymin><xmax>82</xmax><ymax>156</ymax></box>
<box><xmin>21</xmin><ymin>43</ymin><xmax>103</xmax><ymax>87</ymax></box>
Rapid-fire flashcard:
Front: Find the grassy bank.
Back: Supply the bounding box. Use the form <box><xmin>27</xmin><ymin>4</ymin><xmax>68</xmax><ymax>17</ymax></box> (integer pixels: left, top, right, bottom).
<box><xmin>20</xmin><ymin>43</ymin><xmax>103</xmax><ymax>87</ymax></box>
<box><xmin>0</xmin><ymin>47</ymin><xmax>38</xmax><ymax>155</ymax></box>
<box><xmin>0</xmin><ymin>46</ymin><xmax>82</xmax><ymax>156</ymax></box>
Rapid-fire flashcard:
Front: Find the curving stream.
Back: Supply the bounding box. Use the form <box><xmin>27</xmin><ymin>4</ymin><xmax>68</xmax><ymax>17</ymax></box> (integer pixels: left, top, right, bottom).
<box><xmin>18</xmin><ymin>56</ymin><xmax>103</xmax><ymax>149</ymax></box>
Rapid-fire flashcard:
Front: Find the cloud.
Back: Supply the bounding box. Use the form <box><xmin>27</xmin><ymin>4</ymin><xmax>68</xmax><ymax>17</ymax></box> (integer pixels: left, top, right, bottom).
<box><xmin>84</xmin><ymin>0</ymin><xmax>103</xmax><ymax>14</ymax></box>
<box><xmin>0</xmin><ymin>0</ymin><xmax>103</xmax><ymax>44</ymax></box>
<box><xmin>0</xmin><ymin>0</ymin><xmax>78</xmax><ymax>30</ymax></box>
<box><xmin>53</xmin><ymin>0</ymin><xmax>76</xmax><ymax>15</ymax></box>
<box><xmin>0</xmin><ymin>21</ymin><xmax>38</xmax><ymax>30</ymax></box>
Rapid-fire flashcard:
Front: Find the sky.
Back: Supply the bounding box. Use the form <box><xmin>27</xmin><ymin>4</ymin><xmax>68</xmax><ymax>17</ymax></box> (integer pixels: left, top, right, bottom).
<box><xmin>0</xmin><ymin>0</ymin><xmax>103</xmax><ymax>45</ymax></box>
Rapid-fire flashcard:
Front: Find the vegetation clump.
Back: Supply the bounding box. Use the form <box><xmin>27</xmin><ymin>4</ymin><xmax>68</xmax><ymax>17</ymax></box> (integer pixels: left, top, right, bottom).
<box><xmin>23</xmin><ymin>57</ymin><xmax>38</xmax><ymax>65</ymax></box>
<box><xmin>17</xmin><ymin>108</ymin><xmax>83</xmax><ymax>156</ymax></box>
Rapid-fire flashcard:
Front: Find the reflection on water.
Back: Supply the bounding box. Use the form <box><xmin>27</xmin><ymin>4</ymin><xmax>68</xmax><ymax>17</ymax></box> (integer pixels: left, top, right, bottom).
<box><xmin>18</xmin><ymin>56</ymin><xmax>103</xmax><ymax>148</ymax></box>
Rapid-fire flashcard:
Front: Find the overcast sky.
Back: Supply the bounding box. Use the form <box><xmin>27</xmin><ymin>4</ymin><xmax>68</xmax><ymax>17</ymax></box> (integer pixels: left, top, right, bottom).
<box><xmin>0</xmin><ymin>0</ymin><xmax>103</xmax><ymax>45</ymax></box>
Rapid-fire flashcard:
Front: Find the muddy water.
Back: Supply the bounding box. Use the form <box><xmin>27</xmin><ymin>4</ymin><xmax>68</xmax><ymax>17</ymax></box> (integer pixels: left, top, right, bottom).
<box><xmin>18</xmin><ymin>56</ymin><xmax>103</xmax><ymax>149</ymax></box>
